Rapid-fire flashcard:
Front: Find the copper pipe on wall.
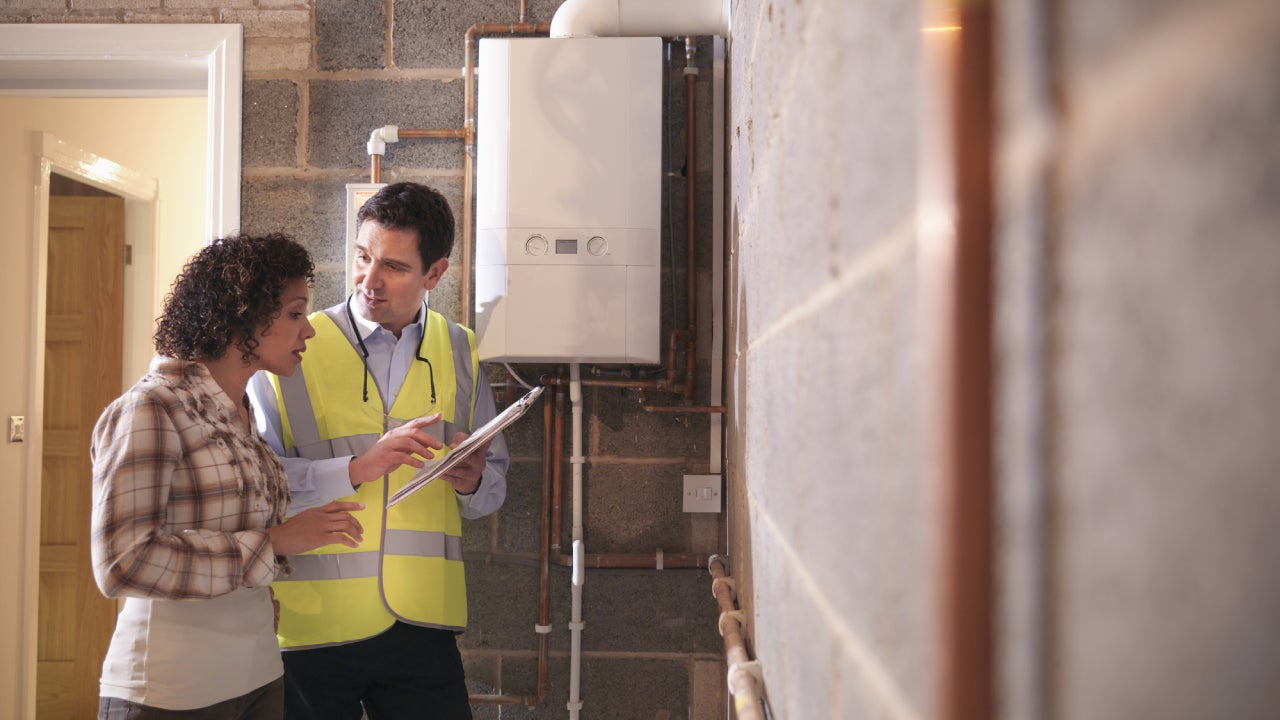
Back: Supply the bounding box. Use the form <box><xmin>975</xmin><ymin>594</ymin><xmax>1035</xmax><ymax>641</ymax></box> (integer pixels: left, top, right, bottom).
<box><xmin>940</xmin><ymin>4</ymin><xmax>995</xmax><ymax>720</ymax></box>
<box><xmin>370</xmin><ymin>130</ymin><xmax>468</xmax><ymax>184</ymax></box>
<box><xmin>638</xmin><ymin>388</ymin><xmax>724</xmax><ymax>414</ymax></box>
<box><xmin>399</xmin><ymin>128</ymin><xmax>468</xmax><ymax>140</ymax></box>
<box><xmin>550</xmin><ymin>384</ymin><xmax>566</xmax><ymax>556</ymax></box>
<box><xmin>709</xmin><ymin>556</ymin><xmax>764</xmax><ymax>720</ymax></box>
<box><xmin>681</xmin><ymin>44</ymin><xmax>699</xmax><ymax>402</ymax></box>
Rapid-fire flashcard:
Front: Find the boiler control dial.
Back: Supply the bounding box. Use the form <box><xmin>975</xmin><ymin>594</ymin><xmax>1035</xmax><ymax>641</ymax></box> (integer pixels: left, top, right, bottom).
<box><xmin>525</xmin><ymin>234</ymin><xmax>548</xmax><ymax>256</ymax></box>
<box><xmin>587</xmin><ymin>236</ymin><xmax>608</xmax><ymax>256</ymax></box>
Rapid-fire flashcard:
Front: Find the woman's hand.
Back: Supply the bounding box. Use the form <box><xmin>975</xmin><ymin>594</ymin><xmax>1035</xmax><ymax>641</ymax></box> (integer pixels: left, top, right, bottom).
<box><xmin>265</xmin><ymin>501</ymin><xmax>365</xmax><ymax>556</ymax></box>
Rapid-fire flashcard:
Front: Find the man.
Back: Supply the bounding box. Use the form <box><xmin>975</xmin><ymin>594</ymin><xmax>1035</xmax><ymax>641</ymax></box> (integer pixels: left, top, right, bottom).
<box><xmin>250</xmin><ymin>182</ymin><xmax>508</xmax><ymax>720</ymax></box>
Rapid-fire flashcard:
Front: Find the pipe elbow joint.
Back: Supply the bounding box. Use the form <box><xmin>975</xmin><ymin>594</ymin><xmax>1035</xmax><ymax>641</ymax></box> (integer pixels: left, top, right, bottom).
<box><xmin>366</xmin><ymin>125</ymin><xmax>400</xmax><ymax>156</ymax></box>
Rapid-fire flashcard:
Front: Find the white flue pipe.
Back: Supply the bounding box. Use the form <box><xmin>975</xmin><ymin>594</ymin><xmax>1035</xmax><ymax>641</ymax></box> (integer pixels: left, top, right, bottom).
<box><xmin>550</xmin><ymin>0</ymin><xmax>730</xmax><ymax>39</ymax></box>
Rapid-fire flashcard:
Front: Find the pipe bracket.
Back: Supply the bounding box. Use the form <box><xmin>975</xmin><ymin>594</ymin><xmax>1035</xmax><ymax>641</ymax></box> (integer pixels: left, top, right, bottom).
<box><xmin>727</xmin><ymin>659</ymin><xmax>763</xmax><ymax>691</ymax></box>
<box><xmin>717</xmin><ymin>609</ymin><xmax>746</xmax><ymax>637</ymax></box>
<box><xmin>711</xmin><ymin>575</ymin><xmax>736</xmax><ymax>599</ymax></box>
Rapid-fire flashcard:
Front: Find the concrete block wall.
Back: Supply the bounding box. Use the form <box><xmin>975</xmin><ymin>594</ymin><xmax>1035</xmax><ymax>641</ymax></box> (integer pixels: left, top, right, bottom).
<box><xmin>2</xmin><ymin>2</ymin><xmax>726</xmax><ymax>718</ymax></box>
<box><xmin>727</xmin><ymin>1</ymin><xmax>937</xmax><ymax>719</ymax></box>
<box><xmin>997</xmin><ymin>1</ymin><xmax>1280</xmax><ymax>718</ymax></box>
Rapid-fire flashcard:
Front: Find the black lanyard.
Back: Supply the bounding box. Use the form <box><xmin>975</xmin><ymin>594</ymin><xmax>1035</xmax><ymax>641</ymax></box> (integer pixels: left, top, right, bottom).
<box><xmin>345</xmin><ymin>295</ymin><xmax>436</xmax><ymax>406</ymax></box>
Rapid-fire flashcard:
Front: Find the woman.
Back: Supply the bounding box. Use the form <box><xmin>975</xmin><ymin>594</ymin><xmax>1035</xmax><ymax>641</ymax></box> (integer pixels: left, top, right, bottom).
<box><xmin>91</xmin><ymin>233</ymin><xmax>364</xmax><ymax>719</ymax></box>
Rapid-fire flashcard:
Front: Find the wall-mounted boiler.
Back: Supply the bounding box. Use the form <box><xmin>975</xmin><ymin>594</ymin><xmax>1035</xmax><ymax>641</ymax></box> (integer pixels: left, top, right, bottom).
<box><xmin>474</xmin><ymin>37</ymin><xmax>661</xmax><ymax>363</ymax></box>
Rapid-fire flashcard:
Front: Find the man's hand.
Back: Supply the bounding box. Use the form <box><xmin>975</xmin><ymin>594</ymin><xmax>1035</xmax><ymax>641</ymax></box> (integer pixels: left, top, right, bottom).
<box><xmin>348</xmin><ymin>413</ymin><xmax>444</xmax><ymax>488</ymax></box>
<box><xmin>441</xmin><ymin>431</ymin><xmax>492</xmax><ymax>496</ymax></box>
<box><xmin>265</xmin><ymin>501</ymin><xmax>365</xmax><ymax>556</ymax></box>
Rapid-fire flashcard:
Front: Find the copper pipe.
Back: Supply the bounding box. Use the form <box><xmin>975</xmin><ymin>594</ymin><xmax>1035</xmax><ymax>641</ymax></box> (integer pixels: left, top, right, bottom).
<box><xmin>638</xmin><ymin>403</ymin><xmax>725</xmax><ymax>414</ymax></box>
<box><xmin>940</xmin><ymin>5</ymin><xmax>995</xmax><ymax>720</ymax></box>
<box><xmin>639</xmin><ymin>384</ymin><xmax>724</xmax><ymax>413</ymax></box>
<box><xmin>534</xmin><ymin>387</ymin><xmax>551</xmax><ymax>701</ymax></box>
<box><xmin>709</xmin><ymin>556</ymin><xmax>765</xmax><ymax>720</ymax></box>
<box><xmin>398</xmin><ymin>128</ymin><xmax>467</xmax><ymax>140</ymax></box>
<box><xmin>682</xmin><ymin>58</ymin><xmax>698</xmax><ymax>401</ymax></box>
<box><xmin>518</xmin><ymin>0</ymin><xmax>528</xmax><ymax>24</ymax></box>
<box><xmin>538</xmin><ymin>329</ymin><xmax>684</xmax><ymax>392</ymax></box>
<box><xmin>550</xmin><ymin>383</ymin><xmax>565</xmax><ymax>556</ymax></box>
<box><xmin>370</xmin><ymin>129</ymin><xmax>466</xmax><ymax>184</ymax></box>
<box><xmin>543</xmin><ymin>375</ymin><xmax>667</xmax><ymax>390</ymax></box>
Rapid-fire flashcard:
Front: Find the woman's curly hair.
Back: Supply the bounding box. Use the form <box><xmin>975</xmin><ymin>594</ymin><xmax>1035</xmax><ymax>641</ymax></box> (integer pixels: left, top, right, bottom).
<box><xmin>154</xmin><ymin>232</ymin><xmax>314</xmax><ymax>364</ymax></box>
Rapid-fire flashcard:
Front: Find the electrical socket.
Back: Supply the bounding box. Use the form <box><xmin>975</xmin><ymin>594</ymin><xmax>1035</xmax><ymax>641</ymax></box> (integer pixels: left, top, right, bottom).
<box><xmin>683</xmin><ymin>474</ymin><xmax>721</xmax><ymax>513</ymax></box>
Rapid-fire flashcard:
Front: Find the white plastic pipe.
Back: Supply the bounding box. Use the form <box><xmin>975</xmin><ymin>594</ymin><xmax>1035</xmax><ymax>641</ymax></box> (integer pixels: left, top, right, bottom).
<box><xmin>366</xmin><ymin>124</ymin><xmax>399</xmax><ymax>156</ymax></box>
<box><xmin>550</xmin><ymin>0</ymin><xmax>731</xmax><ymax>39</ymax></box>
<box><xmin>567</xmin><ymin>363</ymin><xmax>585</xmax><ymax>719</ymax></box>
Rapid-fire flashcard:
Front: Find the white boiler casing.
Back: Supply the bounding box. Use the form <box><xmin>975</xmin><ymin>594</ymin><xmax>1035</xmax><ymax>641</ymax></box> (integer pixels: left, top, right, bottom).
<box><xmin>475</xmin><ymin>37</ymin><xmax>661</xmax><ymax>364</ymax></box>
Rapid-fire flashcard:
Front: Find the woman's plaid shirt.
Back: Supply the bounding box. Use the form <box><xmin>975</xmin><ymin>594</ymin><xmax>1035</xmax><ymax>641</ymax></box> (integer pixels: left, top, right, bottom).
<box><xmin>90</xmin><ymin>357</ymin><xmax>291</xmax><ymax>599</ymax></box>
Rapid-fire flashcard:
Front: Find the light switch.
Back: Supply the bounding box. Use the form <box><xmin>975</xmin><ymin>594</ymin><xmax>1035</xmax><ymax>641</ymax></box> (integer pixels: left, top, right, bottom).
<box><xmin>683</xmin><ymin>474</ymin><xmax>721</xmax><ymax>513</ymax></box>
<box><xmin>8</xmin><ymin>415</ymin><xmax>25</xmax><ymax>443</ymax></box>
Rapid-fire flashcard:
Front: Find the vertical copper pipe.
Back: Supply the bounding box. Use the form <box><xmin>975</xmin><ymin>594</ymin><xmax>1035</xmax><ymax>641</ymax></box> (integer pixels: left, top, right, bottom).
<box><xmin>683</xmin><ymin>56</ymin><xmax>699</xmax><ymax>402</ymax></box>
<box><xmin>534</xmin><ymin>388</ymin><xmax>552</xmax><ymax>700</ymax></box>
<box><xmin>941</xmin><ymin>4</ymin><xmax>995</xmax><ymax>720</ymax></box>
<box><xmin>371</xmin><ymin>153</ymin><xmax>381</xmax><ymax>183</ymax></box>
<box><xmin>551</xmin><ymin>383</ymin><xmax>565</xmax><ymax>557</ymax></box>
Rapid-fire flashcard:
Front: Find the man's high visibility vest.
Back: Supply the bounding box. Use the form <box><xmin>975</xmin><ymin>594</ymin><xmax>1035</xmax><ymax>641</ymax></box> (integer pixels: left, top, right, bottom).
<box><xmin>268</xmin><ymin>305</ymin><xmax>480</xmax><ymax>649</ymax></box>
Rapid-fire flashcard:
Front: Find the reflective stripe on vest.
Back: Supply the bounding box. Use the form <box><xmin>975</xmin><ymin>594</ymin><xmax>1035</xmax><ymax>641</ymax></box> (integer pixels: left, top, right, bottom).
<box><xmin>269</xmin><ymin>305</ymin><xmax>480</xmax><ymax>648</ymax></box>
<box><xmin>288</xmin><ymin>530</ymin><xmax>465</xmax><ymax>581</ymax></box>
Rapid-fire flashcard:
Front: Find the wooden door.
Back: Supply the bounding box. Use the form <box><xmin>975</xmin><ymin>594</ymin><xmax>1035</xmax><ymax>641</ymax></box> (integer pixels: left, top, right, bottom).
<box><xmin>38</xmin><ymin>194</ymin><xmax>126</xmax><ymax>719</ymax></box>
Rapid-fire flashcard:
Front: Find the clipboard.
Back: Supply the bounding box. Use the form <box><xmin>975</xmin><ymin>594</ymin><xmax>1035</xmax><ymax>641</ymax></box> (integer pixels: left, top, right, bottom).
<box><xmin>387</xmin><ymin>384</ymin><xmax>544</xmax><ymax>508</ymax></box>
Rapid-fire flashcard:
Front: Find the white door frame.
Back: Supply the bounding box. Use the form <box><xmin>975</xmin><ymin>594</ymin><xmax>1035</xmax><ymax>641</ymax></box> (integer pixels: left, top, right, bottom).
<box><xmin>0</xmin><ymin>25</ymin><xmax>243</xmax><ymax>720</ymax></box>
<box><xmin>0</xmin><ymin>23</ymin><xmax>242</xmax><ymax>239</ymax></box>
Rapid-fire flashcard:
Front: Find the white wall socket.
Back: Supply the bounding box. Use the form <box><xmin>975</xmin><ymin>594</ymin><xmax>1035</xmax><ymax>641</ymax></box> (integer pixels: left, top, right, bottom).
<box><xmin>683</xmin><ymin>474</ymin><xmax>722</xmax><ymax>513</ymax></box>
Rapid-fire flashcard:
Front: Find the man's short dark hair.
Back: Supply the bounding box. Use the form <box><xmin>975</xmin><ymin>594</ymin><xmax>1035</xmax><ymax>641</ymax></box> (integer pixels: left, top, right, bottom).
<box><xmin>356</xmin><ymin>182</ymin><xmax>456</xmax><ymax>271</ymax></box>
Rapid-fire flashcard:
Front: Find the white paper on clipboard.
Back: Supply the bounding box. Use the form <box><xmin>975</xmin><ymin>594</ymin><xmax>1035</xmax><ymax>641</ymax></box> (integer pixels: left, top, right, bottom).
<box><xmin>387</xmin><ymin>384</ymin><xmax>544</xmax><ymax>508</ymax></box>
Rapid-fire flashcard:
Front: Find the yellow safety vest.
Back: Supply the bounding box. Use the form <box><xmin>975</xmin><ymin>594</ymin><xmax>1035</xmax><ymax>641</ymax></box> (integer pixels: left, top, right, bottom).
<box><xmin>268</xmin><ymin>307</ymin><xmax>480</xmax><ymax>649</ymax></box>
